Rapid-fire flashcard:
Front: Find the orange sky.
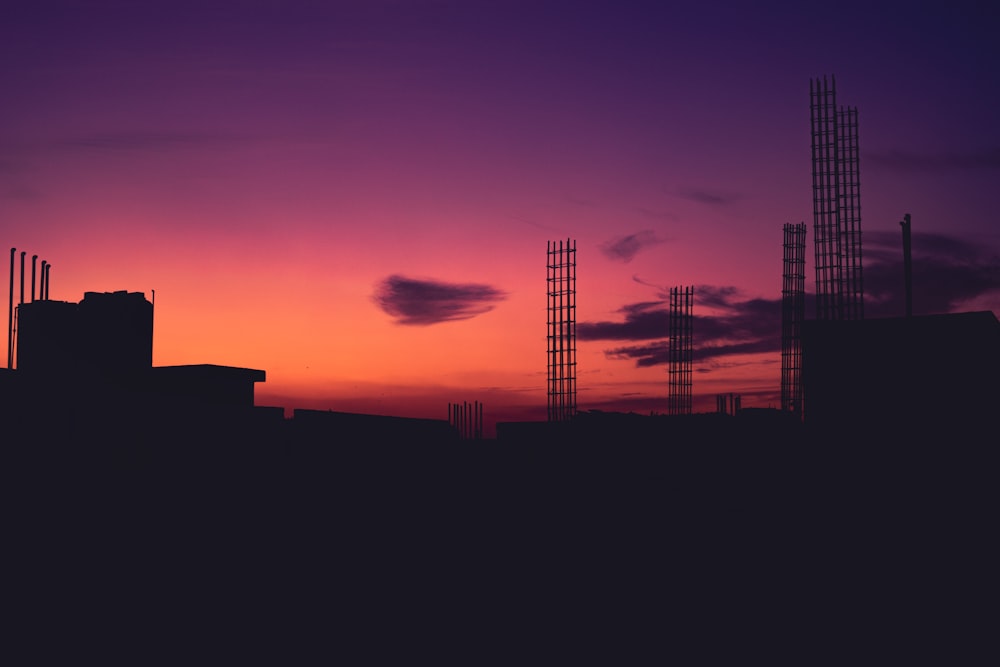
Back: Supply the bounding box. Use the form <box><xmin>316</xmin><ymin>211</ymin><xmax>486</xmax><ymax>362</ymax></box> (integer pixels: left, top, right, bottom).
<box><xmin>4</xmin><ymin>1</ymin><xmax>999</xmax><ymax>436</ymax></box>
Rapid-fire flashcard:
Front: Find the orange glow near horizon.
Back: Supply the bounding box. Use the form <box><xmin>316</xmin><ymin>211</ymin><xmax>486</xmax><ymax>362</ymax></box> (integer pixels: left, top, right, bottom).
<box><xmin>4</xmin><ymin>3</ymin><xmax>998</xmax><ymax>438</ymax></box>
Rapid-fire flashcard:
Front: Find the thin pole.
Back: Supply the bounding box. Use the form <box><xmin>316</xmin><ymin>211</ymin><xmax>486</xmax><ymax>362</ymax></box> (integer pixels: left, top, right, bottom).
<box><xmin>901</xmin><ymin>213</ymin><xmax>912</xmax><ymax>318</ymax></box>
<box><xmin>7</xmin><ymin>248</ymin><xmax>14</xmax><ymax>369</ymax></box>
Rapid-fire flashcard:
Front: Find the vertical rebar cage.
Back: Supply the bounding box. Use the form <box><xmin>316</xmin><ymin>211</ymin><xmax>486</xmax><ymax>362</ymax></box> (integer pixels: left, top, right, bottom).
<box><xmin>781</xmin><ymin>223</ymin><xmax>807</xmax><ymax>415</ymax></box>
<box><xmin>810</xmin><ymin>75</ymin><xmax>863</xmax><ymax>321</ymax></box>
<box><xmin>547</xmin><ymin>239</ymin><xmax>577</xmax><ymax>422</ymax></box>
<box><xmin>838</xmin><ymin>105</ymin><xmax>863</xmax><ymax>319</ymax></box>
<box><xmin>667</xmin><ymin>285</ymin><xmax>693</xmax><ymax>416</ymax></box>
<box><xmin>449</xmin><ymin>401</ymin><xmax>483</xmax><ymax>440</ymax></box>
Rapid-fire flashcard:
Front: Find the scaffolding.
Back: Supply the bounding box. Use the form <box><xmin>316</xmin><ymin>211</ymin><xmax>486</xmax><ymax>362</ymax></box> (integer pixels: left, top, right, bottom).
<box><xmin>667</xmin><ymin>285</ymin><xmax>693</xmax><ymax>416</ymax></box>
<box><xmin>810</xmin><ymin>76</ymin><xmax>863</xmax><ymax>320</ymax></box>
<box><xmin>547</xmin><ymin>239</ymin><xmax>576</xmax><ymax>422</ymax></box>
<box><xmin>781</xmin><ymin>223</ymin><xmax>807</xmax><ymax>415</ymax></box>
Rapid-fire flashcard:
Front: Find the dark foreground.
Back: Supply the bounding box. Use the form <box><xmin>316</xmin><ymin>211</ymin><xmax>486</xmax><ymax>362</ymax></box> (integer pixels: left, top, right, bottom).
<box><xmin>5</xmin><ymin>425</ymin><xmax>994</xmax><ymax>663</ymax></box>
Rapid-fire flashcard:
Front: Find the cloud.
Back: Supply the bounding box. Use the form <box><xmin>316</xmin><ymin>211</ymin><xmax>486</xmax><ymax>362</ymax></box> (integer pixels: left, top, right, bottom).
<box><xmin>580</xmin><ymin>287</ymin><xmax>784</xmax><ymax>370</ymax></box>
<box><xmin>673</xmin><ymin>187</ymin><xmax>744</xmax><ymax>206</ymax></box>
<box><xmin>577</xmin><ymin>302</ymin><xmax>669</xmax><ymax>341</ymax></box>
<box><xmin>864</xmin><ymin>148</ymin><xmax>1000</xmax><ymax>172</ymax></box>
<box><xmin>373</xmin><ymin>275</ymin><xmax>507</xmax><ymax>326</ymax></box>
<box><xmin>599</xmin><ymin>230</ymin><xmax>665</xmax><ymax>263</ymax></box>
<box><xmin>863</xmin><ymin>231</ymin><xmax>1000</xmax><ymax>316</ymax></box>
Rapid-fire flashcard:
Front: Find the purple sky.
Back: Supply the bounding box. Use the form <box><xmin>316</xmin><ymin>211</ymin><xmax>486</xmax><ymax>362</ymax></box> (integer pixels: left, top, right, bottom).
<box><xmin>3</xmin><ymin>1</ymin><xmax>998</xmax><ymax>432</ymax></box>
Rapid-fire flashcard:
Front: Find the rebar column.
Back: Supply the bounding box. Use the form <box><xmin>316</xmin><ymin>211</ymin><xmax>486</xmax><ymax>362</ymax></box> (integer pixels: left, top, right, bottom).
<box><xmin>781</xmin><ymin>222</ymin><xmax>807</xmax><ymax>415</ymax></box>
<box><xmin>810</xmin><ymin>76</ymin><xmax>864</xmax><ymax>321</ymax></box>
<box><xmin>667</xmin><ymin>285</ymin><xmax>693</xmax><ymax>416</ymax></box>
<box><xmin>547</xmin><ymin>239</ymin><xmax>577</xmax><ymax>422</ymax></box>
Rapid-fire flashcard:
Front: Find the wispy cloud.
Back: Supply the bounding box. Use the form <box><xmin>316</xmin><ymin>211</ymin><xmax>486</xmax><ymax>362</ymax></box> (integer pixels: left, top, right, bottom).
<box><xmin>600</xmin><ymin>230</ymin><xmax>665</xmax><ymax>262</ymax></box>
<box><xmin>578</xmin><ymin>301</ymin><xmax>669</xmax><ymax>341</ymax></box>
<box><xmin>864</xmin><ymin>231</ymin><xmax>999</xmax><ymax>315</ymax></box>
<box><xmin>580</xmin><ymin>286</ymin><xmax>783</xmax><ymax>371</ymax></box>
<box><xmin>673</xmin><ymin>187</ymin><xmax>744</xmax><ymax>206</ymax></box>
<box><xmin>864</xmin><ymin>148</ymin><xmax>1000</xmax><ymax>172</ymax></box>
<box><xmin>373</xmin><ymin>275</ymin><xmax>507</xmax><ymax>326</ymax></box>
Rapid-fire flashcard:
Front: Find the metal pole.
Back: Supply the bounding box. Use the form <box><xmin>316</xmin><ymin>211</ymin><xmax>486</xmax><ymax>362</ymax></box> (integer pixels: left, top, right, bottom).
<box><xmin>31</xmin><ymin>255</ymin><xmax>37</xmax><ymax>302</ymax></box>
<box><xmin>7</xmin><ymin>248</ymin><xmax>14</xmax><ymax>369</ymax></box>
<box><xmin>901</xmin><ymin>213</ymin><xmax>912</xmax><ymax>318</ymax></box>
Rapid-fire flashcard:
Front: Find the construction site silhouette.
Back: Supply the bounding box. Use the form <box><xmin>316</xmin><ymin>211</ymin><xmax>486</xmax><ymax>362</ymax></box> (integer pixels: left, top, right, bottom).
<box><xmin>4</xmin><ymin>78</ymin><xmax>998</xmax><ymax>660</ymax></box>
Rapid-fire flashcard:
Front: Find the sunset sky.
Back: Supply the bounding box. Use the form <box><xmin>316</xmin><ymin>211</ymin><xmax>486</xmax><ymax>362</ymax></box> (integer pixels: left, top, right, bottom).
<box><xmin>3</xmin><ymin>1</ymin><xmax>998</xmax><ymax>435</ymax></box>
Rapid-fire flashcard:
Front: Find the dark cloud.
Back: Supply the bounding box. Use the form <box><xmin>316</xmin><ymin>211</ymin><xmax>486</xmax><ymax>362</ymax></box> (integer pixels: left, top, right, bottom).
<box><xmin>692</xmin><ymin>285</ymin><xmax>741</xmax><ymax>310</ymax></box>
<box><xmin>864</xmin><ymin>148</ymin><xmax>1000</xmax><ymax>172</ymax></box>
<box><xmin>600</xmin><ymin>230</ymin><xmax>665</xmax><ymax>263</ymax></box>
<box><xmin>674</xmin><ymin>187</ymin><xmax>744</xmax><ymax>206</ymax></box>
<box><xmin>578</xmin><ymin>305</ymin><xmax>669</xmax><ymax>341</ymax></box>
<box><xmin>373</xmin><ymin>275</ymin><xmax>507</xmax><ymax>326</ymax></box>
<box><xmin>605</xmin><ymin>341</ymin><xmax>669</xmax><ymax>367</ymax></box>
<box><xmin>604</xmin><ymin>333</ymin><xmax>778</xmax><ymax>369</ymax></box>
<box><xmin>863</xmin><ymin>231</ymin><xmax>999</xmax><ymax>316</ymax></box>
<box><xmin>581</xmin><ymin>287</ymin><xmax>784</xmax><ymax>369</ymax></box>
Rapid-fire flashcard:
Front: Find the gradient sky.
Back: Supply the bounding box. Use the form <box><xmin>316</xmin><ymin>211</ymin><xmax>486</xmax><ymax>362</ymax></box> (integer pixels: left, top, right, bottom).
<box><xmin>3</xmin><ymin>0</ymin><xmax>998</xmax><ymax>435</ymax></box>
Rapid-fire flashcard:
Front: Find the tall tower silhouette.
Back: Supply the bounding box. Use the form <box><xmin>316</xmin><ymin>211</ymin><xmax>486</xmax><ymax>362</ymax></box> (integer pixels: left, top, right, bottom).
<box><xmin>667</xmin><ymin>285</ymin><xmax>693</xmax><ymax>416</ymax></box>
<box><xmin>547</xmin><ymin>239</ymin><xmax>576</xmax><ymax>422</ymax></box>
<box><xmin>781</xmin><ymin>223</ymin><xmax>807</xmax><ymax>415</ymax></box>
<box><xmin>810</xmin><ymin>76</ymin><xmax>863</xmax><ymax>320</ymax></box>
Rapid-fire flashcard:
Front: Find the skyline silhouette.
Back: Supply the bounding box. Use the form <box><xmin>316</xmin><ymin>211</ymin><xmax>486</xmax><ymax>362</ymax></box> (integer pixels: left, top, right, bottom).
<box><xmin>2</xmin><ymin>1</ymin><xmax>998</xmax><ymax>436</ymax></box>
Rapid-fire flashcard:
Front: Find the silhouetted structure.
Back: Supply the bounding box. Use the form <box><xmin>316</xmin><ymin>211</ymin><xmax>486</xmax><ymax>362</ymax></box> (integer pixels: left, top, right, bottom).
<box><xmin>547</xmin><ymin>239</ymin><xmax>577</xmax><ymax>422</ymax></box>
<box><xmin>901</xmin><ymin>213</ymin><xmax>913</xmax><ymax>317</ymax></box>
<box><xmin>801</xmin><ymin>311</ymin><xmax>1000</xmax><ymax>437</ymax></box>
<box><xmin>7</xmin><ymin>247</ymin><xmax>52</xmax><ymax>369</ymax></box>
<box><xmin>781</xmin><ymin>222</ymin><xmax>807</xmax><ymax>415</ymax></box>
<box><xmin>810</xmin><ymin>76</ymin><xmax>863</xmax><ymax>320</ymax></box>
<box><xmin>716</xmin><ymin>393</ymin><xmax>741</xmax><ymax>416</ymax></box>
<box><xmin>291</xmin><ymin>408</ymin><xmax>457</xmax><ymax>444</ymax></box>
<box><xmin>668</xmin><ymin>286</ymin><xmax>693</xmax><ymax>416</ymax></box>
<box><xmin>6</xmin><ymin>248</ymin><xmax>13</xmax><ymax>368</ymax></box>
<box><xmin>18</xmin><ymin>291</ymin><xmax>152</xmax><ymax>377</ymax></box>
<box><xmin>449</xmin><ymin>400</ymin><xmax>483</xmax><ymax>440</ymax></box>
<box><xmin>4</xmin><ymin>288</ymin><xmax>267</xmax><ymax>446</ymax></box>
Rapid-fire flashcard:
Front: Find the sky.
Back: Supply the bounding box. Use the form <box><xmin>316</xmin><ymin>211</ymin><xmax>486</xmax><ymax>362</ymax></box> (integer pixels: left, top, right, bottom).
<box><xmin>3</xmin><ymin>0</ymin><xmax>998</xmax><ymax>436</ymax></box>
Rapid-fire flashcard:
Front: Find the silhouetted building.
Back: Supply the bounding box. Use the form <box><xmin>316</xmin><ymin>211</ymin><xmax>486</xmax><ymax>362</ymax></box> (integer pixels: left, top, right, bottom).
<box><xmin>801</xmin><ymin>311</ymin><xmax>999</xmax><ymax>439</ymax></box>
<box><xmin>17</xmin><ymin>291</ymin><xmax>152</xmax><ymax>378</ymax></box>
<box><xmin>5</xmin><ymin>289</ymin><xmax>268</xmax><ymax>446</ymax></box>
<box><xmin>291</xmin><ymin>409</ymin><xmax>458</xmax><ymax>444</ymax></box>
